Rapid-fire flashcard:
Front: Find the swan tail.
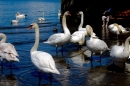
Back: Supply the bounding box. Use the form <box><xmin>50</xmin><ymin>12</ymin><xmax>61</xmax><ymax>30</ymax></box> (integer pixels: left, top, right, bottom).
<box><xmin>53</xmin><ymin>69</ymin><xmax>60</xmax><ymax>74</ymax></box>
<box><xmin>43</xmin><ymin>41</ymin><xmax>49</xmax><ymax>44</ymax></box>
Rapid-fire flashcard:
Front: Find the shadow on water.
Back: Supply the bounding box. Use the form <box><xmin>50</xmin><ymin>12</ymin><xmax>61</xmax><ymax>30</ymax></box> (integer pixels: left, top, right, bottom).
<box><xmin>0</xmin><ymin>61</ymin><xmax>22</xmax><ymax>86</ymax></box>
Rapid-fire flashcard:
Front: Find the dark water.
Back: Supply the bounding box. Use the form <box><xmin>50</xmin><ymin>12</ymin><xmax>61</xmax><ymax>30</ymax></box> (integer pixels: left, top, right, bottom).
<box><xmin>0</xmin><ymin>0</ymin><xmax>130</xmax><ymax>86</ymax></box>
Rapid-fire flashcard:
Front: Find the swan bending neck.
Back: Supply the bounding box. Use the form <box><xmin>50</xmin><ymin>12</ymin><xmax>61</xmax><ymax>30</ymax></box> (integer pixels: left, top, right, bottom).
<box><xmin>0</xmin><ymin>33</ymin><xmax>6</xmax><ymax>43</ymax></box>
<box><xmin>114</xmin><ymin>23</ymin><xmax>122</xmax><ymax>33</ymax></box>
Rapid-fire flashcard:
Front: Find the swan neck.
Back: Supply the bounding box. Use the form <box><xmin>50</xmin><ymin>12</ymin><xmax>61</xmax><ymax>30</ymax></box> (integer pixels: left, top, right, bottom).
<box><xmin>31</xmin><ymin>26</ymin><xmax>39</xmax><ymax>53</ymax></box>
<box><xmin>87</xmin><ymin>26</ymin><xmax>93</xmax><ymax>37</ymax></box>
<box><xmin>78</xmin><ymin>13</ymin><xmax>84</xmax><ymax>29</ymax></box>
<box><xmin>62</xmin><ymin>13</ymin><xmax>70</xmax><ymax>35</ymax></box>
<box><xmin>0</xmin><ymin>34</ymin><xmax>6</xmax><ymax>43</ymax></box>
<box><xmin>79</xmin><ymin>34</ymin><xmax>85</xmax><ymax>45</ymax></box>
<box><xmin>114</xmin><ymin>23</ymin><xmax>122</xmax><ymax>33</ymax></box>
<box><xmin>124</xmin><ymin>37</ymin><xmax>130</xmax><ymax>52</ymax></box>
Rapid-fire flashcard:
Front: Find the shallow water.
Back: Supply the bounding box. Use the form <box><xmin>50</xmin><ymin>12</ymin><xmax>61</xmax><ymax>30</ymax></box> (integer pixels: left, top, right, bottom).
<box><xmin>0</xmin><ymin>0</ymin><xmax>130</xmax><ymax>86</ymax></box>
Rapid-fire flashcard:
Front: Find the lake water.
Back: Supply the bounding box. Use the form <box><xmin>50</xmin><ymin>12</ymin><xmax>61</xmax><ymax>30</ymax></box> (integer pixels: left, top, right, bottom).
<box><xmin>0</xmin><ymin>0</ymin><xmax>130</xmax><ymax>86</ymax></box>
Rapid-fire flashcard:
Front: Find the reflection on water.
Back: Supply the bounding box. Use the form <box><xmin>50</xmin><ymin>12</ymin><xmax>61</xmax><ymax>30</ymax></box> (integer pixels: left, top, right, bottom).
<box><xmin>0</xmin><ymin>0</ymin><xmax>130</xmax><ymax>85</ymax></box>
<box><xmin>102</xmin><ymin>26</ymin><xmax>109</xmax><ymax>40</ymax></box>
<box><xmin>0</xmin><ymin>74</ymin><xmax>20</xmax><ymax>86</ymax></box>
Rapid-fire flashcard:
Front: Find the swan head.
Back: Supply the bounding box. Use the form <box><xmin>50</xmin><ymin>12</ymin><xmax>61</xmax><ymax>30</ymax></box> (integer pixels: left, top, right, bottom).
<box><xmin>77</xmin><ymin>11</ymin><xmax>83</xmax><ymax>15</ymax></box>
<box><xmin>64</xmin><ymin>11</ymin><xmax>71</xmax><ymax>16</ymax></box>
<box><xmin>16</xmin><ymin>12</ymin><xmax>20</xmax><ymax>15</ymax></box>
<box><xmin>86</xmin><ymin>25</ymin><xmax>93</xmax><ymax>37</ymax></box>
<box><xmin>28</xmin><ymin>23</ymin><xmax>38</xmax><ymax>30</ymax></box>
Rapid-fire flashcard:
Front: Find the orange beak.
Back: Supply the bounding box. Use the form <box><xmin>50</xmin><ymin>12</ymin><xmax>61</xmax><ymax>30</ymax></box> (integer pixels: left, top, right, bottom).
<box><xmin>68</xmin><ymin>13</ymin><xmax>71</xmax><ymax>16</ymax></box>
<box><xmin>28</xmin><ymin>25</ymin><xmax>33</xmax><ymax>30</ymax></box>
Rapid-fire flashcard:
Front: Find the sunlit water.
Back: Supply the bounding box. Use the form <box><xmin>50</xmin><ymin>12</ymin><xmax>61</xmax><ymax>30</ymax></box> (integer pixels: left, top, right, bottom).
<box><xmin>0</xmin><ymin>0</ymin><xmax>130</xmax><ymax>86</ymax></box>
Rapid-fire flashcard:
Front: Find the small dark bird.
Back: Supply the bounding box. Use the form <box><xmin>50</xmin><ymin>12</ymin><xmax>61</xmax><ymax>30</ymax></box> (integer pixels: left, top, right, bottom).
<box><xmin>53</xmin><ymin>28</ymin><xmax>58</xmax><ymax>33</ymax></box>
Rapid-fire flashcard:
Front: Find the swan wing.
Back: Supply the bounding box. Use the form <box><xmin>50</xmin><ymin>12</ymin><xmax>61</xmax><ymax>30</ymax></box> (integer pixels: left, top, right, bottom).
<box><xmin>47</xmin><ymin>33</ymin><xmax>64</xmax><ymax>41</ymax></box>
<box><xmin>70</xmin><ymin>34</ymin><xmax>82</xmax><ymax>43</ymax></box>
<box><xmin>119</xmin><ymin>25</ymin><xmax>130</xmax><ymax>33</ymax></box>
<box><xmin>94</xmin><ymin>39</ymin><xmax>109</xmax><ymax>51</ymax></box>
<box><xmin>0</xmin><ymin>43</ymin><xmax>19</xmax><ymax>61</ymax></box>
<box><xmin>44</xmin><ymin>33</ymin><xmax>69</xmax><ymax>46</ymax></box>
<box><xmin>31</xmin><ymin>51</ymin><xmax>59</xmax><ymax>73</ymax></box>
<box><xmin>86</xmin><ymin>38</ymin><xmax>108</xmax><ymax>52</ymax></box>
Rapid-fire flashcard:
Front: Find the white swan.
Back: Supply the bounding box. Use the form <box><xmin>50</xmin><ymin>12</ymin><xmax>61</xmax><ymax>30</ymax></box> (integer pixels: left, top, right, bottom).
<box><xmin>28</xmin><ymin>23</ymin><xmax>60</xmax><ymax>84</ymax></box>
<box><xmin>108</xmin><ymin>23</ymin><xmax>129</xmax><ymax>39</ymax></box>
<box><xmin>70</xmin><ymin>11</ymin><xmax>88</xmax><ymax>49</ymax></box>
<box><xmin>110</xmin><ymin>36</ymin><xmax>130</xmax><ymax>65</ymax></box>
<box><xmin>11</xmin><ymin>17</ymin><xmax>18</xmax><ymax>24</ymax></box>
<box><xmin>38</xmin><ymin>12</ymin><xmax>45</xmax><ymax>21</ymax></box>
<box><xmin>86</xmin><ymin>25</ymin><xmax>110</xmax><ymax>67</ymax></box>
<box><xmin>70</xmin><ymin>31</ymin><xmax>86</xmax><ymax>49</ymax></box>
<box><xmin>16</xmin><ymin>12</ymin><xmax>27</xmax><ymax>18</ymax></box>
<box><xmin>0</xmin><ymin>33</ymin><xmax>19</xmax><ymax>69</ymax></box>
<box><xmin>43</xmin><ymin>11</ymin><xmax>71</xmax><ymax>55</ymax></box>
<box><xmin>58</xmin><ymin>10</ymin><xmax>61</xmax><ymax>17</ymax></box>
<box><xmin>77</xmin><ymin>11</ymin><xmax>87</xmax><ymax>35</ymax></box>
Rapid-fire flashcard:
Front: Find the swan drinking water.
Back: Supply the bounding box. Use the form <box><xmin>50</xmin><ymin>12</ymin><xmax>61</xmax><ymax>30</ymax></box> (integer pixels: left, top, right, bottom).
<box><xmin>86</xmin><ymin>25</ymin><xmax>110</xmax><ymax>67</ymax></box>
<box><xmin>43</xmin><ymin>11</ymin><xmax>71</xmax><ymax>55</ymax></box>
<box><xmin>28</xmin><ymin>23</ymin><xmax>60</xmax><ymax>85</ymax></box>
<box><xmin>0</xmin><ymin>33</ymin><xmax>19</xmax><ymax>70</ymax></box>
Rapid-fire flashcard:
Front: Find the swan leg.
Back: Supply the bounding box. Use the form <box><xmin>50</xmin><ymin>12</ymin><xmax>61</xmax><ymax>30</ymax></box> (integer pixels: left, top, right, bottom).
<box><xmin>50</xmin><ymin>73</ymin><xmax>52</xmax><ymax>86</ymax></box>
<box><xmin>117</xmin><ymin>34</ymin><xmax>118</xmax><ymax>39</ymax></box>
<box><xmin>100</xmin><ymin>54</ymin><xmax>102</xmax><ymax>66</ymax></box>
<box><xmin>91</xmin><ymin>52</ymin><xmax>93</xmax><ymax>67</ymax></box>
<box><xmin>99</xmin><ymin>51</ymin><xmax>103</xmax><ymax>66</ymax></box>
<box><xmin>56</xmin><ymin>46</ymin><xmax>58</xmax><ymax>56</ymax></box>
<box><xmin>61</xmin><ymin>45</ymin><xmax>63</xmax><ymax>57</ymax></box>
<box><xmin>38</xmin><ymin>71</ymin><xmax>42</xmax><ymax>86</ymax></box>
<box><xmin>78</xmin><ymin>45</ymin><xmax>81</xmax><ymax>50</ymax></box>
<box><xmin>112</xmin><ymin>62</ymin><xmax>115</xmax><ymax>72</ymax></box>
<box><xmin>10</xmin><ymin>62</ymin><xmax>13</xmax><ymax>74</ymax></box>
<box><xmin>1</xmin><ymin>61</ymin><xmax>4</xmax><ymax>74</ymax></box>
<box><xmin>10</xmin><ymin>62</ymin><xmax>12</xmax><ymax>69</ymax></box>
